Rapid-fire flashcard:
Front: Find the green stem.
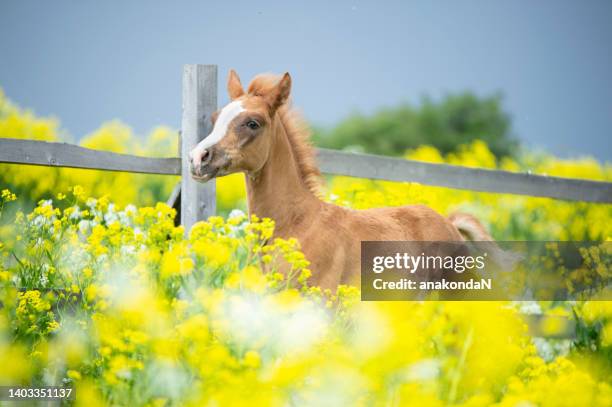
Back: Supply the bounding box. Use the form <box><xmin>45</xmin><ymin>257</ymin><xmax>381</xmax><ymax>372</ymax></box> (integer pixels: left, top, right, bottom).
<box><xmin>448</xmin><ymin>326</ymin><xmax>474</xmax><ymax>405</ymax></box>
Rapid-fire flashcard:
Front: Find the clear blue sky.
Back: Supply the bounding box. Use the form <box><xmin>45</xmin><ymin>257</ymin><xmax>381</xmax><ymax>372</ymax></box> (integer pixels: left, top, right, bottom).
<box><xmin>1</xmin><ymin>0</ymin><xmax>610</xmax><ymax>160</ymax></box>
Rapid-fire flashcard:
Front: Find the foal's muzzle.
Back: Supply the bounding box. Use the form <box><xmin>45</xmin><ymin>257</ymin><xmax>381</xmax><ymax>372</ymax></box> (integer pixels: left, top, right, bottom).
<box><xmin>189</xmin><ymin>147</ymin><xmax>228</xmax><ymax>183</ymax></box>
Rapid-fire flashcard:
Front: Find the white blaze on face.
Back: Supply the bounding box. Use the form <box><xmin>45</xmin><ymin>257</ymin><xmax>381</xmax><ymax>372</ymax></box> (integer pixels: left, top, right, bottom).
<box><xmin>190</xmin><ymin>100</ymin><xmax>245</xmax><ymax>166</ymax></box>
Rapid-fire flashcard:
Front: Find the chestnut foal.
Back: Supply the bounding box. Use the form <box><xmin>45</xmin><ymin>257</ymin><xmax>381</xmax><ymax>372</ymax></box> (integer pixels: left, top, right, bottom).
<box><xmin>190</xmin><ymin>70</ymin><xmax>492</xmax><ymax>289</ymax></box>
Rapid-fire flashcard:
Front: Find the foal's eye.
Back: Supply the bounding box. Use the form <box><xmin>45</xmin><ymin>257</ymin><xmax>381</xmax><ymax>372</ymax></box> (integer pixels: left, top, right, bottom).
<box><xmin>246</xmin><ymin>120</ymin><xmax>260</xmax><ymax>130</ymax></box>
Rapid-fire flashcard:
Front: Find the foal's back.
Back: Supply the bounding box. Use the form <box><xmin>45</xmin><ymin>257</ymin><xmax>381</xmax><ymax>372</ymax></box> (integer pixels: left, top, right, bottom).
<box><xmin>350</xmin><ymin>204</ymin><xmax>463</xmax><ymax>241</ymax></box>
<box><xmin>303</xmin><ymin>202</ymin><xmax>464</xmax><ymax>288</ymax></box>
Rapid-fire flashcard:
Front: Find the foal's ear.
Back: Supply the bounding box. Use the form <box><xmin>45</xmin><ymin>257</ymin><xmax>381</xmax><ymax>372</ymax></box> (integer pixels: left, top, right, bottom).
<box><xmin>227</xmin><ymin>69</ymin><xmax>245</xmax><ymax>100</ymax></box>
<box><xmin>267</xmin><ymin>72</ymin><xmax>291</xmax><ymax>115</ymax></box>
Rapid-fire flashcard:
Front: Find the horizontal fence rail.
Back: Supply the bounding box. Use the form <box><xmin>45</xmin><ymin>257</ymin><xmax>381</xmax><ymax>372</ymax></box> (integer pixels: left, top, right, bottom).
<box><xmin>318</xmin><ymin>149</ymin><xmax>612</xmax><ymax>203</ymax></box>
<box><xmin>1</xmin><ymin>138</ymin><xmax>612</xmax><ymax>203</ymax></box>
<box><xmin>0</xmin><ymin>138</ymin><xmax>181</xmax><ymax>175</ymax></box>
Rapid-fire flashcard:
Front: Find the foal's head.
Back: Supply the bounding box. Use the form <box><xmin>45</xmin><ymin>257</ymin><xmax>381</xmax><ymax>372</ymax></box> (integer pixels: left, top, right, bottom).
<box><xmin>189</xmin><ymin>70</ymin><xmax>292</xmax><ymax>182</ymax></box>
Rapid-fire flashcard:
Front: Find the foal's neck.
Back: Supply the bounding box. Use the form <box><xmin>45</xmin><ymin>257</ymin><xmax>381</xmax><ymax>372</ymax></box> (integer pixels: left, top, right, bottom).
<box><xmin>245</xmin><ymin>116</ymin><xmax>320</xmax><ymax>237</ymax></box>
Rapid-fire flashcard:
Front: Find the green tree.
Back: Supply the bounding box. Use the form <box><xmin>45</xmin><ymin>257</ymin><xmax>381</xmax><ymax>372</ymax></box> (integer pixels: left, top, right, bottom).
<box><xmin>313</xmin><ymin>92</ymin><xmax>518</xmax><ymax>158</ymax></box>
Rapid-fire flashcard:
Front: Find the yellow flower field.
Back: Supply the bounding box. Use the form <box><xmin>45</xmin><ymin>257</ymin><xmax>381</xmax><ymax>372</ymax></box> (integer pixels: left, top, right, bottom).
<box><xmin>0</xmin><ymin>191</ymin><xmax>610</xmax><ymax>406</ymax></box>
<box><xmin>1</xmin><ymin>90</ymin><xmax>611</xmax><ymax>406</ymax></box>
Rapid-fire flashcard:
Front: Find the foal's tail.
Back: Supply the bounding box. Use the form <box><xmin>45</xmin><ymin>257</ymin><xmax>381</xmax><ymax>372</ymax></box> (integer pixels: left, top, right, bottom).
<box><xmin>448</xmin><ymin>212</ymin><xmax>494</xmax><ymax>241</ymax></box>
<box><xmin>448</xmin><ymin>212</ymin><xmax>521</xmax><ymax>269</ymax></box>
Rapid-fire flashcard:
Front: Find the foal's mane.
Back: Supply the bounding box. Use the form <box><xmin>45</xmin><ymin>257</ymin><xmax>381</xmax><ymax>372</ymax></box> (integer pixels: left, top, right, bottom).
<box><xmin>247</xmin><ymin>74</ymin><xmax>322</xmax><ymax>195</ymax></box>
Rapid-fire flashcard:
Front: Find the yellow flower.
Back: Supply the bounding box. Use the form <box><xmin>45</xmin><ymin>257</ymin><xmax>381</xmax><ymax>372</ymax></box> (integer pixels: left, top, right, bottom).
<box><xmin>83</xmin><ymin>267</ymin><xmax>93</xmax><ymax>279</ymax></box>
<box><xmin>177</xmin><ymin>315</ymin><xmax>210</xmax><ymax>342</ymax></box>
<box><xmin>160</xmin><ymin>243</ymin><xmax>194</xmax><ymax>278</ymax></box>
<box><xmin>193</xmin><ymin>240</ymin><xmax>231</xmax><ymax>268</ymax></box>
<box><xmin>243</xmin><ymin>350</ymin><xmax>261</xmax><ymax>369</ymax></box>
<box><xmin>72</xmin><ymin>185</ymin><xmax>85</xmax><ymax>200</ymax></box>
<box><xmin>1</xmin><ymin>189</ymin><xmax>17</xmax><ymax>202</ymax></box>
<box><xmin>85</xmin><ymin>285</ymin><xmax>99</xmax><ymax>302</ymax></box>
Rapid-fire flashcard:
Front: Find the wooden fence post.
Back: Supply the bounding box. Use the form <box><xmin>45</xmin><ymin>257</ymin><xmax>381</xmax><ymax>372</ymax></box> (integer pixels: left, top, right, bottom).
<box><xmin>180</xmin><ymin>64</ymin><xmax>217</xmax><ymax>232</ymax></box>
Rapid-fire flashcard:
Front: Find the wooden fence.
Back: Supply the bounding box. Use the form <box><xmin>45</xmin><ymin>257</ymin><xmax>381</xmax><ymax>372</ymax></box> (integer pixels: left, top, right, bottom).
<box><xmin>1</xmin><ymin>64</ymin><xmax>611</xmax><ymax>338</ymax></box>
